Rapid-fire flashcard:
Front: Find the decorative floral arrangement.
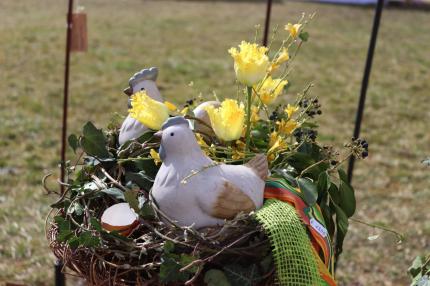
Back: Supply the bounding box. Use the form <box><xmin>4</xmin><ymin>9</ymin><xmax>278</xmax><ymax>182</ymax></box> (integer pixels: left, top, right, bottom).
<box><xmin>45</xmin><ymin>15</ymin><xmax>368</xmax><ymax>285</ymax></box>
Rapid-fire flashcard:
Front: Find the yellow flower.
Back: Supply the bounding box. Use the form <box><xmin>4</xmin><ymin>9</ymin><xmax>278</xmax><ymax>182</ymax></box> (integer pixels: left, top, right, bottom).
<box><xmin>229</xmin><ymin>41</ymin><xmax>269</xmax><ymax>86</ymax></box>
<box><xmin>180</xmin><ymin>107</ymin><xmax>189</xmax><ymax>116</ymax></box>
<box><xmin>268</xmin><ymin>136</ymin><xmax>288</xmax><ymax>154</ymax></box>
<box><xmin>232</xmin><ymin>148</ymin><xmax>246</xmax><ymax>160</ymax></box>
<box><xmin>150</xmin><ymin>149</ymin><xmax>161</xmax><ymax>165</ymax></box>
<box><xmin>256</xmin><ymin>76</ymin><xmax>288</xmax><ymax>105</ymax></box>
<box><xmin>277</xmin><ymin>119</ymin><xmax>299</xmax><ymax>135</ymax></box>
<box><xmin>251</xmin><ymin>106</ymin><xmax>260</xmax><ymax>123</ymax></box>
<box><xmin>196</xmin><ymin>133</ymin><xmax>209</xmax><ymax>148</ymax></box>
<box><xmin>285</xmin><ymin>23</ymin><xmax>302</xmax><ymax>38</ymax></box>
<box><xmin>129</xmin><ymin>91</ymin><xmax>169</xmax><ymax>130</ymax></box>
<box><xmin>267</xmin><ymin>63</ymin><xmax>280</xmax><ymax>74</ymax></box>
<box><xmin>276</xmin><ymin>48</ymin><xmax>290</xmax><ymax>64</ymax></box>
<box><xmin>269</xmin><ymin>131</ymin><xmax>279</xmax><ymax>147</ymax></box>
<box><xmin>205</xmin><ymin>99</ymin><xmax>245</xmax><ymax>142</ymax></box>
<box><xmin>285</xmin><ymin>104</ymin><xmax>299</xmax><ymax>119</ymax></box>
<box><xmin>164</xmin><ymin>101</ymin><xmax>178</xmax><ymax>113</ymax></box>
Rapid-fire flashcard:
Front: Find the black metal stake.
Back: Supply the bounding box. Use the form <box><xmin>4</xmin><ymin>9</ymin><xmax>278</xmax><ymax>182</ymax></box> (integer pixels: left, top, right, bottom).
<box><xmin>56</xmin><ymin>0</ymin><xmax>74</xmax><ymax>285</ymax></box>
<box><xmin>262</xmin><ymin>0</ymin><xmax>273</xmax><ymax>46</ymax></box>
<box><xmin>347</xmin><ymin>0</ymin><xmax>384</xmax><ymax>184</ymax></box>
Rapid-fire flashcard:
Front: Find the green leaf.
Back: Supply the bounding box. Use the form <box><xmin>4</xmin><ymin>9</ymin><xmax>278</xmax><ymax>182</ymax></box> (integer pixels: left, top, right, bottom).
<box><xmin>409</xmin><ymin>256</ymin><xmax>425</xmax><ymax>277</ymax></box>
<box><xmin>79</xmin><ymin>231</ymin><xmax>101</xmax><ymax>247</ymax></box>
<box><xmin>338</xmin><ymin>170</ymin><xmax>356</xmax><ymax>217</ymax></box>
<box><xmin>101</xmin><ymin>188</ymin><xmax>125</xmax><ymax>200</ymax></box>
<box><xmin>159</xmin><ymin>252</ymin><xmax>191</xmax><ymax>283</ymax></box>
<box><xmin>180</xmin><ymin>254</ymin><xmax>199</xmax><ymax>274</ymax></box>
<box><xmin>297</xmin><ymin>177</ymin><xmax>318</xmax><ymax>206</ymax></box>
<box><xmin>223</xmin><ymin>264</ymin><xmax>262</xmax><ymax>286</ymax></box>
<box><xmin>67</xmin><ymin>202</ymin><xmax>84</xmax><ymax>216</ymax></box>
<box><xmin>328</xmin><ymin>184</ymin><xmax>340</xmax><ymax>205</ymax></box>
<box><xmin>139</xmin><ymin>201</ymin><xmax>156</xmax><ymax>219</ymax></box>
<box><xmin>80</xmin><ymin>122</ymin><xmax>110</xmax><ymax>158</ymax></box>
<box><xmin>68</xmin><ymin>134</ymin><xmax>79</xmax><ymax>153</ymax></box>
<box><xmin>90</xmin><ymin>217</ymin><xmax>102</xmax><ymax>232</ymax></box>
<box><xmin>333</xmin><ymin>203</ymin><xmax>349</xmax><ymax>256</ymax></box>
<box><xmin>204</xmin><ymin>270</ymin><xmax>231</xmax><ymax>286</ymax></box>
<box><xmin>124</xmin><ymin>190</ymin><xmax>139</xmax><ymax>212</ymax></box>
<box><xmin>299</xmin><ymin>31</ymin><xmax>309</xmax><ymax>42</ymax></box>
<box><xmin>163</xmin><ymin>240</ymin><xmax>175</xmax><ymax>253</ymax></box>
<box><xmin>317</xmin><ymin>171</ymin><xmax>330</xmax><ymax>196</ymax></box>
<box><xmin>124</xmin><ymin>171</ymin><xmax>155</xmax><ymax>191</ymax></box>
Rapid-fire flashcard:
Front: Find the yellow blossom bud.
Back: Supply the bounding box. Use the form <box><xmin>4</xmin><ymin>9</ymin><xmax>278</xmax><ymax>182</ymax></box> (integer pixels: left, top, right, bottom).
<box><xmin>277</xmin><ymin>119</ymin><xmax>299</xmax><ymax>135</ymax></box>
<box><xmin>129</xmin><ymin>91</ymin><xmax>169</xmax><ymax>130</ymax></box>
<box><xmin>256</xmin><ymin>76</ymin><xmax>288</xmax><ymax>105</ymax></box>
<box><xmin>285</xmin><ymin>104</ymin><xmax>299</xmax><ymax>119</ymax></box>
<box><xmin>285</xmin><ymin>23</ymin><xmax>302</xmax><ymax>38</ymax></box>
<box><xmin>164</xmin><ymin>101</ymin><xmax>178</xmax><ymax>113</ymax></box>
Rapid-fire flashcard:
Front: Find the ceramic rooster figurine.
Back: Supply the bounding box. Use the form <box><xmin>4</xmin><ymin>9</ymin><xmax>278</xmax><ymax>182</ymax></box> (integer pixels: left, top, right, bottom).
<box><xmin>152</xmin><ymin>117</ymin><xmax>267</xmax><ymax>229</ymax></box>
<box><xmin>118</xmin><ymin>67</ymin><xmax>163</xmax><ymax>145</ymax></box>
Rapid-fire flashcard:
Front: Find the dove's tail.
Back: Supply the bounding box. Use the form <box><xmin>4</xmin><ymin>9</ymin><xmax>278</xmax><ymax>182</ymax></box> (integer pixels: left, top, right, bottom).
<box><xmin>246</xmin><ymin>154</ymin><xmax>268</xmax><ymax>180</ymax></box>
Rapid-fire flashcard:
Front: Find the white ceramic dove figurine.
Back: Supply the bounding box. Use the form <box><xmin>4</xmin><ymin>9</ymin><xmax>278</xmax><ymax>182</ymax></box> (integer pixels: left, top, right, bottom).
<box><xmin>152</xmin><ymin>117</ymin><xmax>267</xmax><ymax>229</ymax></box>
<box><xmin>118</xmin><ymin>67</ymin><xmax>163</xmax><ymax>145</ymax></box>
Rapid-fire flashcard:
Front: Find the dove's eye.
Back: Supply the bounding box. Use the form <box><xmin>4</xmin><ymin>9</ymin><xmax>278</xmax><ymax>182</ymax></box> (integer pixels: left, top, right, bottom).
<box><xmin>140</xmin><ymin>87</ymin><xmax>145</xmax><ymax>90</ymax></box>
<box><xmin>170</xmin><ymin>132</ymin><xmax>175</xmax><ymax>137</ymax></box>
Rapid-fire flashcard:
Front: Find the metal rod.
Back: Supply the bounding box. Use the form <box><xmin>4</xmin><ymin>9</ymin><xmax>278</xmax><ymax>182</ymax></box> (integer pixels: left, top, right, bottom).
<box><xmin>262</xmin><ymin>0</ymin><xmax>273</xmax><ymax>46</ymax></box>
<box><xmin>347</xmin><ymin>0</ymin><xmax>384</xmax><ymax>184</ymax></box>
<box><xmin>55</xmin><ymin>259</ymin><xmax>66</xmax><ymax>286</ymax></box>
<box><xmin>61</xmin><ymin>0</ymin><xmax>74</xmax><ymax>194</ymax></box>
<box><xmin>56</xmin><ymin>0</ymin><xmax>74</xmax><ymax>285</ymax></box>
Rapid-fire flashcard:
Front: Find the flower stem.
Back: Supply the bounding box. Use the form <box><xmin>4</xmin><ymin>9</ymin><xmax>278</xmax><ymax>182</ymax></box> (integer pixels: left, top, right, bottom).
<box><xmin>245</xmin><ymin>86</ymin><xmax>253</xmax><ymax>151</ymax></box>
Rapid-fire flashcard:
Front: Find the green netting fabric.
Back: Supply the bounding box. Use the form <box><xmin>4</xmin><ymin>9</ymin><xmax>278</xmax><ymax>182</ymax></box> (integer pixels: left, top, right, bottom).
<box><xmin>255</xmin><ymin>199</ymin><xmax>324</xmax><ymax>286</ymax></box>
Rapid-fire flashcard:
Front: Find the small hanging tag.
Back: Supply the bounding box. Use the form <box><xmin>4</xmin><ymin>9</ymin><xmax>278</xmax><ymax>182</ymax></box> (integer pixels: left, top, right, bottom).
<box><xmin>310</xmin><ymin>218</ymin><xmax>328</xmax><ymax>238</ymax></box>
<box><xmin>71</xmin><ymin>12</ymin><xmax>87</xmax><ymax>52</ymax></box>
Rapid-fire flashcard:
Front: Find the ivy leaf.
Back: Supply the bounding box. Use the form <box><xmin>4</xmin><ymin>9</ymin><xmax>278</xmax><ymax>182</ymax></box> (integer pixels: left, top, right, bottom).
<box><xmin>68</xmin><ymin>134</ymin><xmax>79</xmax><ymax>153</ymax></box>
<box><xmin>297</xmin><ymin>177</ymin><xmax>318</xmax><ymax>206</ymax></box>
<box><xmin>338</xmin><ymin>170</ymin><xmax>356</xmax><ymax>217</ymax></box>
<box><xmin>299</xmin><ymin>31</ymin><xmax>309</xmax><ymax>42</ymax></box>
<box><xmin>159</xmin><ymin>252</ymin><xmax>191</xmax><ymax>283</ymax></box>
<box><xmin>204</xmin><ymin>270</ymin><xmax>231</xmax><ymax>286</ymax></box>
<box><xmin>124</xmin><ymin>190</ymin><xmax>139</xmax><ymax>212</ymax></box>
<box><xmin>55</xmin><ymin>216</ymin><xmax>73</xmax><ymax>242</ymax></box>
<box><xmin>67</xmin><ymin>202</ymin><xmax>84</xmax><ymax>216</ymax></box>
<box><xmin>124</xmin><ymin>171</ymin><xmax>155</xmax><ymax>191</ymax></box>
<box><xmin>409</xmin><ymin>256</ymin><xmax>425</xmax><ymax>277</ymax></box>
<box><xmin>333</xmin><ymin>203</ymin><xmax>349</xmax><ymax>256</ymax></box>
<box><xmin>80</xmin><ymin>122</ymin><xmax>110</xmax><ymax>159</ymax></box>
<box><xmin>90</xmin><ymin>217</ymin><xmax>102</xmax><ymax>232</ymax></box>
<box><xmin>79</xmin><ymin>231</ymin><xmax>101</xmax><ymax>247</ymax></box>
<box><xmin>317</xmin><ymin>171</ymin><xmax>330</xmax><ymax>196</ymax></box>
<box><xmin>101</xmin><ymin>187</ymin><xmax>125</xmax><ymax>201</ymax></box>
<box><xmin>223</xmin><ymin>264</ymin><xmax>261</xmax><ymax>286</ymax></box>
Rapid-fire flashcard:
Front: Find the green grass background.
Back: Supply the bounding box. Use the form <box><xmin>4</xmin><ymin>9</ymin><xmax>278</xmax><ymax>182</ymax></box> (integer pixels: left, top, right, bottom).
<box><xmin>0</xmin><ymin>0</ymin><xmax>429</xmax><ymax>285</ymax></box>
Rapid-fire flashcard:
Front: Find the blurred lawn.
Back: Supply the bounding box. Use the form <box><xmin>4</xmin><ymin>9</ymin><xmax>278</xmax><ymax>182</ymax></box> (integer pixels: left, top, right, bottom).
<box><xmin>1</xmin><ymin>0</ymin><xmax>429</xmax><ymax>285</ymax></box>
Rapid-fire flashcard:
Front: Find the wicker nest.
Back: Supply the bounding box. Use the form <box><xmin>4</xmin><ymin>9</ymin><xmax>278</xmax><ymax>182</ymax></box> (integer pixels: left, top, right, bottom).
<box><xmin>46</xmin><ymin>196</ymin><xmax>276</xmax><ymax>286</ymax></box>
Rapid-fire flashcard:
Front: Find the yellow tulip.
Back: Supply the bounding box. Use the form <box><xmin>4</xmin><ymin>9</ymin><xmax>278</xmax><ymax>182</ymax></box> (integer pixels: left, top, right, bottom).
<box><xmin>256</xmin><ymin>76</ymin><xmax>288</xmax><ymax>105</ymax></box>
<box><xmin>285</xmin><ymin>23</ymin><xmax>302</xmax><ymax>38</ymax></box>
<box><xmin>229</xmin><ymin>41</ymin><xmax>269</xmax><ymax>86</ymax></box>
<box><xmin>205</xmin><ymin>99</ymin><xmax>245</xmax><ymax>142</ymax></box>
<box><xmin>129</xmin><ymin>91</ymin><xmax>169</xmax><ymax>130</ymax></box>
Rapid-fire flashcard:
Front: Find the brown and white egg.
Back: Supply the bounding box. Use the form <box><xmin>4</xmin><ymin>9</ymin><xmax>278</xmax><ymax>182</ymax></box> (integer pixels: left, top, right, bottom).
<box><xmin>101</xmin><ymin>203</ymin><xmax>139</xmax><ymax>236</ymax></box>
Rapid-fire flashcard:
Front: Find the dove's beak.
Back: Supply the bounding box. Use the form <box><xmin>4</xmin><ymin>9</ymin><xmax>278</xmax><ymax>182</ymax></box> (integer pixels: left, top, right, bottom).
<box><xmin>154</xmin><ymin>130</ymin><xmax>163</xmax><ymax>138</ymax></box>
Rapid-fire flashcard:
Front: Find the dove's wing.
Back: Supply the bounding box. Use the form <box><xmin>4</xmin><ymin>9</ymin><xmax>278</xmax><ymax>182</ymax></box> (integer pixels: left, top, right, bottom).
<box><xmin>245</xmin><ymin>154</ymin><xmax>268</xmax><ymax>180</ymax></box>
<box><xmin>209</xmin><ymin>180</ymin><xmax>256</xmax><ymax>219</ymax></box>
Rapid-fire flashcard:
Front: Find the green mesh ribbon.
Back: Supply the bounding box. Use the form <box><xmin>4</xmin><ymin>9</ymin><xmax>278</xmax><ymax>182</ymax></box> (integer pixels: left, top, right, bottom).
<box><xmin>255</xmin><ymin>199</ymin><xmax>324</xmax><ymax>285</ymax></box>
